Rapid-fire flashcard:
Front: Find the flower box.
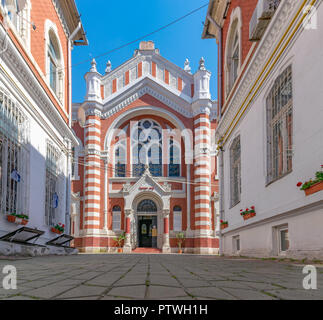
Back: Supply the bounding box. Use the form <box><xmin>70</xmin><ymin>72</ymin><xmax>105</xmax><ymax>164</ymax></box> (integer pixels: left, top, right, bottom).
<box><xmin>304</xmin><ymin>181</ymin><xmax>323</xmax><ymax>196</ymax></box>
<box><xmin>51</xmin><ymin>227</ymin><xmax>63</xmax><ymax>234</ymax></box>
<box><xmin>298</xmin><ymin>165</ymin><xmax>323</xmax><ymax>196</ymax></box>
<box><xmin>241</xmin><ymin>206</ymin><xmax>256</xmax><ymax>221</ymax></box>
<box><xmin>6</xmin><ymin>214</ymin><xmax>28</xmax><ymax>225</ymax></box>
<box><xmin>243</xmin><ymin>212</ymin><xmax>256</xmax><ymax>221</ymax></box>
<box><xmin>220</xmin><ymin>223</ymin><xmax>228</xmax><ymax>230</ymax></box>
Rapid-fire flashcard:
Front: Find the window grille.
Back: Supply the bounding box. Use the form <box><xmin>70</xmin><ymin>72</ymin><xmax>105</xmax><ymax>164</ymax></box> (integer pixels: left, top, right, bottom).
<box><xmin>45</xmin><ymin>141</ymin><xmax>61</xmax><ymax>226</ymax></box>
<box><xmin>131</xmin><ymin>120</ymin><xmax>162</xmax><ymax>177</ymax></box>
<box><xmin>112</xmin><ymin>206</ymin><xmax>121</xmax><ymax>231</ymax></box>
<box><xmin>0</xmin><ymin>91</ymin><xmax>29</xmax><ymax>216</ymax></box>
<box><xmin>137</xmin><ymin>200</ymin><xmax>157</xmax><ymax>213</ymax></box>
<box><xmin>173</xmin><ymin>206</ymin><xmax>182</xmax><ymax>231</ymax></box>
<box><xmin>115</xmin><ymin>142</ymin><xmax>126</xmax><ymax>177</ymax></box>
<box><xmin>266</xmin><ymin>66</ymin><xmax>293</xmax><ymax>184</ymax></box>
<box><xmin>228</xmin><ymin>23</ymin><xmax>240</xmax><ymax>94</ymax></box>
<box><xmin>230</xmin><ymin>135</ymin><xmax>241</xmax><ymax>207</ymax></box>
<box><xmin>169</xmin><ymin>138</ymin><xmax>180</xmax><ymax>177</ymax></box>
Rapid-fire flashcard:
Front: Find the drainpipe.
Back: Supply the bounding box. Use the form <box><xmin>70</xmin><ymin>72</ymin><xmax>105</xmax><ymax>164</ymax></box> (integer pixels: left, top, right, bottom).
<box><xmin>65</xmin><ymin>23</ymin><xmax>81</xmax><ymax>235</ymax></box>
<box><xmin>207</xmin><ymin>13</ymin><xmax>222</xmax><ymax>120</ymax></box>
<box><xmin>207</xmin><ymin>13</ymin><xmax>225</xmax><ymax>254</ymax></box>
<box><xmin>218</xmin><ymin>148</ymin><xmax>224</xmax><ymax>255</ymax></box>
<box><xmin>68</xmin><ymin>22</ymin><xmax>82</xmax><ymax>127</ymax></box>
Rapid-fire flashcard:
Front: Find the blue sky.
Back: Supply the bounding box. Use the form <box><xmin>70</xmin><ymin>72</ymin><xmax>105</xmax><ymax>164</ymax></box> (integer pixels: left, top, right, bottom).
<box><xmin>72</xmin><ymin>0</ymin><xmax>218</xmax><ymax>103</ymax></box>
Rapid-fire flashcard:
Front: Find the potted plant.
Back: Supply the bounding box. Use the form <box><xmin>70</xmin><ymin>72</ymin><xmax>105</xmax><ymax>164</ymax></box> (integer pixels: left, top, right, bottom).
<box><xmin>297</xmin><ymin>165</ymin><xmax>323</xmax><ymax>196</ymax></box>
<box><xmin>176</xmin><ymin>232</ymin><xmax>185</xmax><ymax>254</ymax></box>
<box><xmin>220</xmin><ymin>220</ymin><xmax>228</xmax><ymax>229</ymax></box>
<box><xmin>6</xmin><ymin>212</ymin><xmax>29</xmax><ymax>225</ymax></box>
<box><xmin>114</xmin><ymin>232</ymin><xmax>125</xmax><ymax>253</ymax></box>
<box><xmin>51</xmin><ymin>223</ymin><xmax>65</xmax><ymax>234</ymax></box>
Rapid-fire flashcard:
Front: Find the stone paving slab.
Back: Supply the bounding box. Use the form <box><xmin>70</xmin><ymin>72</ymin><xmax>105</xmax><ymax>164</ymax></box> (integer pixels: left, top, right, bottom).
<box><xmin>0</xmin><ymin>254</ymin><xmax>322</xmax><ymax>300</ymax></box>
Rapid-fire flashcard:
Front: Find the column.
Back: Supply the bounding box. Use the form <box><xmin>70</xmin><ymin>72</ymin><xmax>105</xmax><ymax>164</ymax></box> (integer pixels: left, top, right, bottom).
<box><xmin>192</xmin><ymin>57</ymin><xmax>213</xmax><ymax>254</ymax></box>
<box><xmin>193</xmin><ymin>110</ymin><xmax>211</xmax><ymax>235</ymax></box>
<box><xmin>84</xmin><ymin>111</ymin><xmax>101</xmax><ymax>235</ymax></box>
<box><xmin>123</xmin><ymin>209</ymin><xmax>133</xmax><ymax>253</ymax></box>
<box><xmin>162</xmin><ymin>209</ymin><xmax>171</xmax><ymax>253</ymax></box>
<box><xmin>103</xmin><ymin>155</ymin><xmax>109</xmax><ymax>231</ymax></box>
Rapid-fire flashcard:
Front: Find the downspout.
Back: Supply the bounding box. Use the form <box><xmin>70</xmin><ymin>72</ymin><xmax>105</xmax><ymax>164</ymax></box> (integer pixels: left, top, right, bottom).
<box><xmin>68</xmin><ymin>22</ymin><xmax>82</xmax><ymax>127</ymax></box>
<box><xmin>66</xmin><ymin>22</ymin><xmax>81</xmax><ymax>235</ymax></box>
<box><xmin>207</xmin><ymin>13</ymin><xmax>222</xmax><ymax>120</ymax></box>
<box><xmin>218</xmin><ymin>148</ymin><xmax>224</xmax><ymax>255</ymax></box>
<box><xmin>207</xmin><ymin>13</ymin><xmax>225</xmax><ymax>254</ymax></box>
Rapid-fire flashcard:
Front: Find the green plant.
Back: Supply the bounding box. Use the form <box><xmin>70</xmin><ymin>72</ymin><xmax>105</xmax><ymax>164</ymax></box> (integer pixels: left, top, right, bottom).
<box><xmin>114</xmin><ymin>232</ymin><xmax>125</xmax><ymax>248</ymax></box>
<box><xmin>53</xmin><ymin>223</ymin><xmax>65</xmax><ymax>232</ymax></box>
<box><xmin>298</xmin><ymin>165</ymin><xmax>323</xmax><ymax>190</ymax></box>
<box><xmin>176</xmin><ymin>232</ymin><xmax>185</xmax><ymax>249</ymax></box>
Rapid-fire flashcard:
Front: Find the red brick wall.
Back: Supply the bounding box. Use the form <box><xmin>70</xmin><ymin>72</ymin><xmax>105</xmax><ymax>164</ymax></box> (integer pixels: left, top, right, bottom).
<box><xmin>30</xmin><ymin>0</ymin><xmax>70</xmax><ymax>118</ymax></box>
<box><xmin>221</xmin><ymin>0</ymin><xmax>258</xmax><ymax>112</ymax></box>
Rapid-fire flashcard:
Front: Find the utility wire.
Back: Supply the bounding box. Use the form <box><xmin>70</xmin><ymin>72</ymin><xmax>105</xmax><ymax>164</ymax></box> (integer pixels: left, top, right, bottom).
<box><xmin>46</xmin><ymin>2</ymin><xmax>209</xmax><ymax>77</ymax></box>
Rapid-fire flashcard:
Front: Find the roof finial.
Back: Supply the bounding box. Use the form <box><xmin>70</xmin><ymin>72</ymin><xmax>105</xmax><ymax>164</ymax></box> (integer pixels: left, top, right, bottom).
<box><xmin>199</xmin><ymin>57</ymin><xmax>206</xmax><ymax>71</ymax></box>
<box><xmin>105</xmin><ymin>60</ymin><xmax>112</xmax><ymax>74</ymax></box>
<box><xmin>184</xmin><ymin>58</ymin><xmax>191</xmax><ymax>73</ymax></box>
<box><xmin>90</xmin><ymin>58</ymin><xmax>97</xmax><ymax>72</ymax></box>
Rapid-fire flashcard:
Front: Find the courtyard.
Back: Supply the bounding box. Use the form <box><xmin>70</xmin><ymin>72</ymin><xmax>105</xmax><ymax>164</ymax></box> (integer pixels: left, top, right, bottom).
<box><xmin>0</xmin><ymin>254</ymin><xmax>322</xmax><ymax>300</ymax></box>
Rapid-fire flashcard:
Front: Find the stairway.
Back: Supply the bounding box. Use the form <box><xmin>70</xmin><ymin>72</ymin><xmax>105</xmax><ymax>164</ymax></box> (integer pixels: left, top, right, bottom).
<box><xmin>132</xmin><ymin>247</ymin><xmax>162</xmax><ymax>254</ymax></box>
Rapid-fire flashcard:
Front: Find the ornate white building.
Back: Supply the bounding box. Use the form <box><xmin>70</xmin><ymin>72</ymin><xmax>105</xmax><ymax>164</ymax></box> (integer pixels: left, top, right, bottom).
<box><xmin>203</xmin><ymin>0</ymin><xmax>323</xmax><ymax>259</ymax></box>
<box><xmin>0</xmin><ymin>0</ymin><xmax>87</xmax><ymax>256</ymax></box>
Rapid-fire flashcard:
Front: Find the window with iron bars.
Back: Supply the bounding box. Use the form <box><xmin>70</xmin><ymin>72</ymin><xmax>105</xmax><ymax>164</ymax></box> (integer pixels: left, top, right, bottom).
<box><xmin>266</xmin><ymin>65</ymin><xmax>293</xmax><ymax>184</ymax></box>
<box><xmin>230</xmin><ymin>135</ymin><xmax>241</xmax><ymax>208</ymax></box>
<box><xmin>45</xmin><ymin>141</ymin><xmax>61</xmax><ymax>226</ymax></box>
<box><xmin>0</xmin><ymin>91</ymin><xmax>29</xmax><ymax>216</ymax></box>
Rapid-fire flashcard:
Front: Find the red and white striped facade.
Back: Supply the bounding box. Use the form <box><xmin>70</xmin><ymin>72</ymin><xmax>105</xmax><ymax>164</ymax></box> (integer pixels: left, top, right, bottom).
<box><xmin>71</xmin><ymin>42</ymin><xmax>219</xmax><ymax>254</ymax></box>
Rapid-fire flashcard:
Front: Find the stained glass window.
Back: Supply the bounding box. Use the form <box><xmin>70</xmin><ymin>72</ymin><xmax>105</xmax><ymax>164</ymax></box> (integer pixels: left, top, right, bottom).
<box><xmin>137</xmin><ymin>200</ymin><xmax>157</xmax><ymax>213</ymax></box>
<box><xmin>169</xmin><ymin>138</ymin><xmax>180</xmax><ymax>177</ymax></box>
<box><xmin>132</xmin><ymin>120</ymin><xmax>162</xmax><ymax>177</ymax></box>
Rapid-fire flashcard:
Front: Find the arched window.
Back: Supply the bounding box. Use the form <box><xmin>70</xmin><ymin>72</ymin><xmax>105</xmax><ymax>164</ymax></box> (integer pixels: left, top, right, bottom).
<box><xmin>48</xmin><ymin>32</ymin><xmax>59</xmax><ymax>93</ymax></box>
<box><xmin>132</xmin><ymin>120</ymin><xmax>162</xmax><ymax>177</ymax></box>
<box><xmin>112</xmin><ymin>205</ymin><xmax>121</xmax><ymax>231</ymax></box>
<box><xmin>266</xmin><ymin>65</ymin><xmax>293</xmax><ymax>183</ymax></box>
<box><xmin>173</xmin><ymin>206</ymin><xmax>182</xmax><ymax>231</ymax></box>
<box><xmin>46</xmin><ymin>25</ymin><xmax>64</xmax><ymax>103</ymax></box>
<box><xmin>225</xmin><ymin>8</ymin><xmax>241</xmax><ymax>96</ymax></box>
<box><xmin>230</xmin><ymin>136</ymin><xmax>241</xmax><ymax>207</ymax></box>
<box><xmin>137</xmin><ymin>199</ymin><xmax>157</xmax><ymax>213</ymax></box>
<box><xmin>168</xmin><ymin>138</ymin><xmax>180</xmax><ymax>177</ymax></box>
<box><xmin>2</xmin><ymin>0</ymin><xmax>30</xmax><ymax>46</ymax></box>
<box><xmin>228</xmin><ymin>23</ymin><xmax>240</xmax><ymax>93</ymax></box>
<box><xmin>113</xmin><ymin>205</ymin><xmax>121</xmax><ymax>212</ymax></box>
<box><xmin>115</xmin><ymin>143</ymin><xmax>126</xmax><ymax>177</ymax></box>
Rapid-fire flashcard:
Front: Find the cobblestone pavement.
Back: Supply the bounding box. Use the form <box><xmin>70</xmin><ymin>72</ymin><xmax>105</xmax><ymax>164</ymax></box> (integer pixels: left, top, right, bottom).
<box><xmin>0</xmin><ymin>254</ymin><xmax>322</xmax><ymax>300</ymax></box>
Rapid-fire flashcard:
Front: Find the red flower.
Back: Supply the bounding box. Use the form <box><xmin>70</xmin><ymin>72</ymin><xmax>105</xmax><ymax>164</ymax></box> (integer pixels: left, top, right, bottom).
<box><xmin>240</xmin><ymin>209</ymin><xmax>243</xmax><ymax>212</ymax></box>
<box><xmin>220</xmin><ymin>220</ymin><xmax>223</xmax><ymax>223</ymax></box>
<box><xmin>251</xmin><ymin>206</ymin><xmax>255</xmax><ymax>210</ymax></box>
<box><xmin>246</xmin><ymin>208</ymin><xmax>249</xmax><ymax>211</ymax></box>
<box><xmin>296</xmin><ymin>182</ymin><xmax>302</xmax><ymax>187</ymax></box>
<box><xmin>62</xmin><ymin>224</ymin><xmax>65</xmax><ymax>228</ymax></box>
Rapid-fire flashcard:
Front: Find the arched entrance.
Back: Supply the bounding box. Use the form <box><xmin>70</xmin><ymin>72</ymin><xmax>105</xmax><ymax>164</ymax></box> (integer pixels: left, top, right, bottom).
<box><xmin>136</xmin><ymin>199</ymin><xmax>158</xmax><ymax>248</ymax></box>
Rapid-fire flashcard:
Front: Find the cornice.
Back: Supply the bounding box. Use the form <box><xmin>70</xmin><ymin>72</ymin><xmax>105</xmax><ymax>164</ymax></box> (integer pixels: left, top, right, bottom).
<box><xmin>51</xmin><ymin>0</ymin><xmax>70</xmax><ymax>37</ymax></box>
<box><xmin>101</xmin><ymin>79</ymin><xmax>193</xmax><ymax>119</ymax></box>
<box><xmin>215</xmin><ymin>0</ymin><xmax>300</xmax><ymax>144</ymax></box>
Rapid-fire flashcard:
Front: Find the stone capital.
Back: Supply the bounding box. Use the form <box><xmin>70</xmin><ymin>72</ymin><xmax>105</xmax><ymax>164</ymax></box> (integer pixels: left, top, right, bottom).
<box><xmin>124</xmin><ymin>209</ymin><xmax>134</xmax><ymax>217</ymax></box>
<box><xmin>162</xmin><ymin>209</ymin><xmax>170</xmax><ymax>218</ymax></box>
